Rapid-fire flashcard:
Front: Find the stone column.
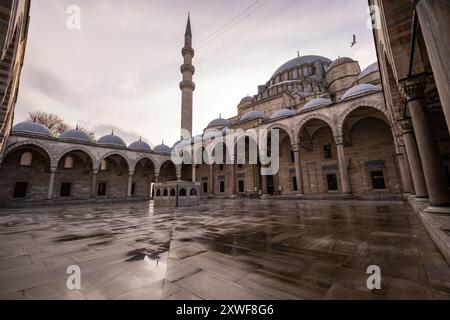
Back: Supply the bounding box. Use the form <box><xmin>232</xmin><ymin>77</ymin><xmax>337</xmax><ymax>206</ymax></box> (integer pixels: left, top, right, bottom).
<box><xmin>154</xmin><ymin>168</ymin><xmax>160</xmax><ymax>184</ymax></box>
<box><xmin>403</xmin><ymin>79</ymin><xmax>450</xmax><ymax>207</ymax></box>
<box><xmin>230</xmin><ymin>157</ymin><xmax>237</xmax><ymax>196</ymax></box>
<box><xmin>396</xmin><ymin>151</ymin><xmax>412</xmax><ymax>194</ymax></box>
<box><xmin>400</xmin><ymin>120</ymin><xmax>428</xmax><ymax>198</ymax></box>
<box><xmin>176</xmin><ymin>165</ymin><xmax>182</xmax><ymax>182</ymax></box>
<box><xmin>209</xmin><ymin>164</ymin><xmax>214</xmax><ymax>195</ymax></box>
<box><xmin>415</xmin><ymin>0</ymin><xmax>450</xmax><ymax>134</ymax></box>
<box><xmin>292</xmin><ymin>143</ymin><xmax>304</xmax><ymax>194</ymax></box>
<box><xmin>192</xmin><ymin>165</ymin><xmax>196</xmax><ymax>183</ymax></box>
<box><xmin>261</xmin><ymin>167</ymin><xmax>268</xmax><ymax>195</ymax></box>
<box><xmin>46</xmin><ymin>168</ymin><xmax>56</xmax><ymax>200</ymax></box>
<box><xmin>127</xmin><ymin>172</ymin><xmax>134</xmax><ymax>198</ymax></box>
<box><xmin>91</xmin><ymin>170</ymin><xmax>98</xmax><ymax>198</ymax></box>
<box><xmin>336</xmin><ymin>139</ymin><xmax>351</xmax><ymax>194</ymax></box>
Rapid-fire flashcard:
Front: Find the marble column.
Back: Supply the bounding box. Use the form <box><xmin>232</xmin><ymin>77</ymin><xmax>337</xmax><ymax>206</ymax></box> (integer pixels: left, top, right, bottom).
<box><xmin>209</xmin><ymin>164</ymin><xmax>214</xmax><ymax>195</ymax></box>
<box><xmin>400</xmin><ymin>119</ymin><xmax>428</xmax><ymax>198</ymax></box>
<box><xmin>192</xmin><ymin>165</ymin><xmax>196</xmax><ymax>183</ymax></box>
<box><xmin>91</xmin><ymin>171</ymin><xmax>98</xmax><ymax>198</ymax></box>
<box><xmin>404</xmin><ymin>79</ymin><xmax>450</xmax><ymax>206</ymax></box>
<box><xmin>292</xmin><ymin>143</ymin><xmax>304</xmax><ymax>194</ymax></box>
<box><xmin>127</xmin><ymin>172</ymin><xmax>134</xmax><ymax>197</ymax></box>
<box><xmin>230</xmin><ymin>157</ymin><xmax>237</xmax><ymax>196</ymax></box>
<box><xmin>176</xmin><ymin>165</ymin><xmax>182</xmax><ymax>182</ymax></box>
<box><xmin>261</xmin><ymin>167</ymin><xmax>268</xmax><ymax>195</ymax></box>
<box><xmin>46</xmin><ymin>168</ymin><xmax>56</xmax><ymax>200</ymax></box>
<box><xmin>396</xmin><ymin>150</ymin><xmax>412</xmax><ymax>194</ymax></box>
<box><xmin>336</xmin><ymin>139</ymin><xmax>351</xmax><ymax>194</ymax></box>
<box><xmin>415</xmin><ymin>0</ymin><xmax>450</xmax><ymax>134</ymax></box>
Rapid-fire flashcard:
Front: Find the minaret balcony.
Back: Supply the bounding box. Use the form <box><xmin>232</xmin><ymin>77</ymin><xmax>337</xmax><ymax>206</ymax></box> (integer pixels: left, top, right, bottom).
<box><xmin>181</xmin><ymin>64</ymin><xmax>195</xmax><ymax>74</ymax></box>
<box><xmin>180</xmin><ymin>80</ymin><xmax>196</xmax><ymax>91</ymax></box>
<box><xmin>182</xmin><ymin>47</ymin><xmax>195</xmax><ymax>57</ymax></box>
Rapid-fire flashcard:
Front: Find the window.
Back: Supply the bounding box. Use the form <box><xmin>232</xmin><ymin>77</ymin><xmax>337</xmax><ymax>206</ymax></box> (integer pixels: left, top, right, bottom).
<box><xmin>190</xmin><ymin>188</ymin><xmax>197</xmax><ymax>196</ymax></box>
<box><xmin>371</xmin><ymin>171</ymin><xmax>386</xmax><ymax>190</ymax></box>
<box><xmin>13</xmin><ymin>182</ymin><xmax>28</xmax><ymax>198</ymax></box>
<box><xmin>324</xmin><ymin>145</ymin><xmax>333</xmax><ymax>160</ymax></box>
<box><xmin>156</xmin><ymin>189</ymin><xmax>161</xmax><ymax>197</ymax></box>
<box><xmin>220</xmin><ymin>181</ymin><xmax>225</xmax><ymax>193</ymax></box>
<box><xmin>238</xmin><ymin>164</ymin><xmax>243</xmax><ymax>169</ymax></box>
<box><xmin>219</xmin><ymin>164</ymin><xmax>224</xmax><ymax>171</ymax></box>
<box><xmin>131</xmin><ymin>183</ymin><xmax>136</xmax><ymax>196</ymax></box>
<box><xmin>170</xmin><ymin>189</ymin><xmax>176</xmax><ymax>197</ymax></box>
<box><xmin>327</xmin><ymin>174</ymin><xmax>338</xmax><ymax>191</ymax></box>
<box><xmin>290</xmin><ymin>151</ymin><xmax>295</xmax><ymax>163</ymax></box>
<box><xmin>60</xmin><ymin>183</ymin><xmax>72</xmax><ymax>197</ymax></box>
<box><xmin>292</xmin><ymin>177</ymin><xmax>298</xmax><ymax>192</ymax></box>
<box><xmin>238</xmin><ymin>180</ymin><xmax>245</xmax><ymax>193</ymax></box>
<box><xmin>97</xmin><ymin>183</ymin><xmax>107</xmax><ymax>196</ymax></box>
<box><xmin>179</xmin><ymin>188</ymin><xmax>187</xmax><ymax>197</ymax></box>
<box><xmin>100</xmin><ymin>160</ymin><xmax>108</xmax><ymax>171</ymax></box>
<box><xmin>64</xmin><ymin>156</ymin><xmax>74</xmax><ymax>169</ymax></box>
<box><xmin>19</xmin><ymin>152</ymin><xmax>33</xmax><ymax>167</ymax></box>
<box><xmin>203</xmin><ymin>182</ymin><xmax>208</xmax><ymax>193</ymax></box>
<box><xmin>163</xmin><ymin>189</ymin><xmax>168</xmax><ymax>197</ymax></box>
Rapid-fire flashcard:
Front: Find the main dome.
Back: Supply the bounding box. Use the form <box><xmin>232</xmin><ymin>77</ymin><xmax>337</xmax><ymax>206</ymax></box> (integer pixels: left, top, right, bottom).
<box><xmin>12</xmin><ymin>121</ymin><xmax>53</xmax><ymax>137</ymax></box>
<box><xmin>272</xmin><ymin>55</ymin><xmax>332</xmax><ymax>77</ymax></box>
<box><xmin>59</xmin><ymin>129</ymin><xmax>91</xmax><ymax>142</ymax></box>
<box><xmin>97</xmin><ymin>133</ymin><xmax>126</xmax><ymax>147</ymax></box>
<box><xmin>328</xmin><ymin>57</ymin><xmax>354</xmax><ymax>69</ymax></box>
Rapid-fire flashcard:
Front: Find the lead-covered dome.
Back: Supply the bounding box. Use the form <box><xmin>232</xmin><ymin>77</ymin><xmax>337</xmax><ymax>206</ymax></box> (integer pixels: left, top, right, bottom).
<box><xmin>129</xmin><ymin>139</ymin><xmax>152</xmax><ymax>152</ymax></box>
<box><xmin>272</xmin><ymin>55</ymin><xmax>332</xmax><ymax>78</ymax></box>
<box><xmin>97</xmin><ymin>132</ymin><xmax>126</xmax><ymax>147</ymax></box>
<box><xmin>207</xmin><ymin>117</ymin><xmax>231</xmax><ymax>129</ymax></box>
<box><xmin>12</xmin><ymin>121</ymin><xmax>53</xmax><ymax>137</ymax></box>
<box><xmin>59</xmin><ymin>129</ymin><xmax>91</xmax><ymax>142</ymax></box>
<box><xmin>358</xmin><ymin>62</ymin><xmax>379</xmax><ymax>80</ymax></box>
<box><xmin>239</xmin><ymin>96</ymin><xmax>254</xmax><ymax>105</ymax></box>
<box><xmin>328</xmin><ymin>57</ymin><xmax>354</xmax><ymax>69</ymax></box>
<box><xmin>154</xmin><ymin>143</ymin><xmax>172</xmax><ymax>154</ymax></box>
<box><xmin>241</xmin><ymin>110</ymin><xmax>269</xmax><ymax>122</ymax></box>
<box><xmin>271</xmin><ymin>109</ymin><xmax>296</xmax><ymax>120</ymax></box>
<box><xmin>341</xmin><ymin>84</ymin><xmax>382</xmax><ymax>101</ymax></box>
<box><xmin>303</xmin><ymin>98</ymin><xmax>333</xmax><ymax>110</ymax></box>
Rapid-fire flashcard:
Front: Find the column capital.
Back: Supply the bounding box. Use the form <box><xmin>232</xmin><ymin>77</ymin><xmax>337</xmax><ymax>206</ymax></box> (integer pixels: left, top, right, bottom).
<box><xmin>401</xmin><ymin>77</ymin><xmax>426</xmax><ymax>102</ymax></box>
<box><xmin>49</xmin><ymin>167</ymin><xmax>57</xmax><ymax>174</ymax></box>
<box><xmin>398</xmin><ymin>118</ymin><xmax>414</xmax><ymax>134</ymax></box>
<box><xmin>335</xmin><ymin>137</ymin><xmax>345</xmax><ymax>145</ymax></box>
<box><xmin>291</xmin><ymin>143</ymin><xmax>300</xmax><ymax>152</ymax></box>
<box><xmin>128</xmin><ymin>171</ymin><xmax>134</xmax><ymax>177</ymax></box>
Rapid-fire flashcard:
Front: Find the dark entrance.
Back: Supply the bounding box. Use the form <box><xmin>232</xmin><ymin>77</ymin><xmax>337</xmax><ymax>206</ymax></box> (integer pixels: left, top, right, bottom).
<box><xmin>267</xmin><ymin>175</ymin><xmax>275</xmax><ymax>194</ymax></box>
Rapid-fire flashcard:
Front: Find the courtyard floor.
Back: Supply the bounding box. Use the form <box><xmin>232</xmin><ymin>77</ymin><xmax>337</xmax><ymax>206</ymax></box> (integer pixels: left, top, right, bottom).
<box><xmin>0</xmin><ymin>199</ymin><xmax>449</xmax><ymax>300</ymax></box>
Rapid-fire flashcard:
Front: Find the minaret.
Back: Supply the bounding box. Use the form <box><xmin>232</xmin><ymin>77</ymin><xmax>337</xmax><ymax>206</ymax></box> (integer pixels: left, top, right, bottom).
<box><xmin>180</xmin><ymin>13</ymin><xmax>195</xmax><ymax>138</ymax></box>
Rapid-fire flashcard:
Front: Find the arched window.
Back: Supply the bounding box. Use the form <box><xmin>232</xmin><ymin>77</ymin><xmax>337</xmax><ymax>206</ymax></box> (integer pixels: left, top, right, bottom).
<box><xmin>163</xmin><ymin>189</ymin><xmax>168</xmax><ymax>197</ymax></box>
<box><xmin>19</xmin><ymin>152</ymin><xmax>33</xmax><ymax>167</ymax></box>
<box><xmin>170</xmin><ymin>189</ymin><xmax>176</xmax><ymax>197</ymax></box>
<box><xmin>156</xmin><ymin>189</ymin><xmax>161</xmax><ymax>197</ymax></box>
<box><xmin>179</xmin><ymin>188</ymin><xmax>187</xmax><ymax>197</ymax></box>
<box><xmin>64</xmin><ymin>156</ymin><xmax>74</xmax><ymax>169</ymax></box>
<box><xmin>100</xmin><ymin>160</ymin><xmax>108</xmax><ymax>171</ymax></box>
<box><xmin>190</xmin><ymin>188</ymin><xmax>197</xmax><ymax>196</ymax></box>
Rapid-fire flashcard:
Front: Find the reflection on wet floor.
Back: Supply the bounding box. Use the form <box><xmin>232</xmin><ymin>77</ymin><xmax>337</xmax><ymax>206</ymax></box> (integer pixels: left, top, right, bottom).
<box><xmin>0</xmin><ymin>199</ymin><xmax>449</xmax><ymax>300</ymax></box>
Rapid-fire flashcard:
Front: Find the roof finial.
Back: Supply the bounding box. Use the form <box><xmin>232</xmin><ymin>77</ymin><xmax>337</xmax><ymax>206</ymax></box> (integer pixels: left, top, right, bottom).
<box><xmin>33</xmin><ymin>116</ymin><xmax>37</xmax><ymax>123</ymax></box>
<box><xmin>139</xmin><ymin>136</ymin><xmax>142</xmax><ymax>141</ymax></box>
<box><xmin>219</xmin><ymin>113</ymin><xmax>222</xmax><ymax>119</ymax></box>
<box><xmin>185</xmin><ymin>12</ymin><xmax>192</xmax><ymax>36</ymax></box>
<box><xmin>162</xmin><ymin>139</ymin><xmax>164</xmax><ymax>145</ymax></box>
<box><xmin>76</xmin><ymin>124</ymin><xmax>79</xmax><ymax>130</ymax></box>
<box><xmin>297</xmin><ymin>51</ymin><xmax>300</xmax><ymax>59</ymax></box>
<box><xmin>111</xmin><ymin>129</ymin><xmax>114</xmax><ymax>135</ymax></box>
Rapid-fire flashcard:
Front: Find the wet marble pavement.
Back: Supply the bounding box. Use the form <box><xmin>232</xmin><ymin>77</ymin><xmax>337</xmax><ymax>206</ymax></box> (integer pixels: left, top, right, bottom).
<box><xmin>0</xmin><ymin>199</ymin><xmax>449</xmax><ymax>300</ymax></box>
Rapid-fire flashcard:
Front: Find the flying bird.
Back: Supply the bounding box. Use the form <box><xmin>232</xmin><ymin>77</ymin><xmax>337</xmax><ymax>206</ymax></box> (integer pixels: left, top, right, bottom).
<box><xmin>351</xmin><ymin>34</ymin><xmax>357</xmax><ymax>47</ymax></box>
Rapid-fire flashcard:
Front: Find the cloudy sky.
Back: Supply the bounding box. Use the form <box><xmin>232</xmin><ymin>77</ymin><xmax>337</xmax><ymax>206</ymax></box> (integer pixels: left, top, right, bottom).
<box><xmin>15</xmin><ymin>0</ymin><xmax>376</xmax><ymax>147</ymax></box>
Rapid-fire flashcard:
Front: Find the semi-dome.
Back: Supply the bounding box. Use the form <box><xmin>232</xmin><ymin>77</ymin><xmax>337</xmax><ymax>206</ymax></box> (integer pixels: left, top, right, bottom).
<box><xmin>341</xmin><ymin>84</ymin><xmax>382</xmax><ymax>101</ymax></box>
<box><xmin>271</xmin><ymin>109</ymin><xmax>296</xmax><ymax>120</ymax></box>
<box><xmin>97</xmin><ymin>132</ymin><xmax>126</xmax><ymax>147</ymax></box>
<box><xmin>239</xmin><ymin>96</ymin><xmax>254</xmax><ymax>105</ymax></box>
<box><xmin>129</xmin><ymin>139</ymin><xmax>152</xmax><ymax>152</ymax></box>
<box><xmin>207</xmin><ymin>117</ymin><xmax>231</xmax><ymax>129</ymax></box>
<box><xmin>59</xmin><ymin>129</ymin><xmax>91</xmax><ymax>142</ymax></box>
<box><xmin>154</xmin><ymin>143</ymin><xmax>172</xmax><ymax>154</ymax></box>
<box><xmin>358</xmin><ymin>62</ymin><xmax>379</xmax><ymax>80</ymax></box>
<box><xmin>328</xmin><ymin>57</ymin><xmax>354</xmax><ymax>69</ymax></box>
<box><xmin>12</xmin><ymin>121</ymin><xmax>53</xmax><ymax>137</ymax></box>
<box><xmin>303</xmin><ymin>98</ymin><xmax>333</xmax><ymax>110</ymax></box>
<box><xmin>241</xmin><ymin>110</ymin><xmax>269</xmax><ymax>122</ymax></box>
<box><xmin>272</xmin><ymin>55</ymin><xmax>332</xmax><ymax>77</ymax></box>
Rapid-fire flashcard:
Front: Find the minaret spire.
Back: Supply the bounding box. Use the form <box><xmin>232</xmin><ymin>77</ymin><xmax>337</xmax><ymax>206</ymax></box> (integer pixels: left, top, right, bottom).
<box><xmin>180</xmin><ymin>12</ymin><xmax>195</xmax><ymax>138</ymax></box>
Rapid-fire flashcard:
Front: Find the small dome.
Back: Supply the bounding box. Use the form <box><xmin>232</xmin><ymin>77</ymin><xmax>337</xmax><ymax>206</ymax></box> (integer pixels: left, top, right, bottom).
<box><xmin>154</xmin><ymin>143</ymin><xmax>172</xmax><ymax>154</ymax></box>
<box><xmin>358</xmin><ymin>62</ymin><xmax>379</xmax><ymax>80</ymax></box>
<box><xmin>272</xmin><ymin>55</ymin><xmax>332</xmax><ymax>78</ymax></box>
<box><xmin>241</xmin><ymin>110</ymin><xmax>269</xmax><ymax>122</ymax></box>
<box><xmin>12</xmin><ymin>121</ymin><xmax>53</xmax><ymax>137</ymax></box>
<box><xmin>203</xmin><ymin>129</ymin><xmax>222</xmax><ymax>141</ymax></box>
<box><xmin>207</xmin><ymin>117</ymin><xmax>231</xmax><ymax>129</ymax></box>
<box><xmin>341</xmin><ymin>84</ymin><xmax>382</xmax><ymax>101</ymax></box>
<box><xmin>239</xmin><ymin>96</ymin><xmax>254</xmax><ymax>105</ymax></box>
<box><xmin>59</xmin><ymin>129</ymin><xmax>91</xmax><ymax>142</ymax></box>
<box><xmin>303</xmin><ymin>98</ymin><xmax>333</xmax><ymax>110</ymax></box>
<box><xmin>97</xmin><ymin>133</ymin><xmax>126</xmax><ymax>147</ymax></box>
<box><xmin>328</xmin><ymin>57</ymin><xmax>354</xmax><ymax>69</ymax></box>
<box><xmin>222</xmin><ymin>127</ymin><xmax>230</xmax><ymax>135</ymax></box>
<box><xmin>271</xmin><ymin>109</ymin><xmax>296</xmax><ymax>120</ymax></box>
<box><xmin>129</xmin><ymin>139</ymin><xmax>152</xmax><ymax>152</ymax></box>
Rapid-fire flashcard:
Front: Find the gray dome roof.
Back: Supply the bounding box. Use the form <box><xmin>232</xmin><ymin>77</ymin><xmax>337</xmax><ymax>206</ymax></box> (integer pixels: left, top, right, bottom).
<box><xmin>154</xmin><ymin>143</ymin><xmax>172</xmax><ymax>154</ymax></box>
<box><xmin>272</xmin><ymin>55</ymin><xmax>332</xmax><ymax>77</ymax></box>
<box><xmin>203</xmin><ymin>129</ymin><xmax>222</xmax><ymax>140</ymax></box>
<box><xmin>241</xmin><ymin>110</ymin><xmax>269</xmax><ymax>122</ymax></box>
<box><xmin>222</xmin><ymin>127</ymin><xmax>230</xmax><ymax>135</ymax></box>
<box><xmin>328</xmin><ymin>57</ymin><xmax>354</xmax><ymax>69</ymax></box>
<box><xmin>341</xmin><ymin>84</ymin><xmax>382</xmax><ymax>101</ymax></box>
<box><xmin>358</xmin><ymin>62</ymin><xmax>379</xmax><ymax>80</ymax></box>
<box><xmin>207</xmin><ymin>117</ymin><xmax>231</xmax><ymax>129</ymax></box>
<box><xmin>59</xmin><ymin>129</ymin><xmax>91</xmax><ymax>142</ymax></box>
<box><xmin>239</xmin><ymin>96</ymin><xmax>254</xmax><ymax>105</ymax></box>
<box><xmin>129</xmin><ymin>139</ymin><xmax>152</xmax><ymax>151</ymax></box>
<box><xmin>97</xmin><ymin>133</ymin><xmax>126</xmax><ymax>147</ymax></box>
<box><xmin>271</xmin><ymin>109</ymin><xmax>296</xmax><ymax>120</ymax></box>
<box><xmin>12</xmin><ymin>121</ymin><xmax>53</xmax><ymax>137</ymax></box>
<box><xmin>303</xmin><ymin>98</ymin><xmax>333</xmax><ymax>110</ymax></box>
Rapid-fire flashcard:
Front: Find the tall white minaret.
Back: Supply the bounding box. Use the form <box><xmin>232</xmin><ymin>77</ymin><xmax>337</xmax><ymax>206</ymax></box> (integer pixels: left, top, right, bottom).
<box><xmin>180</xmin><ymin>13</ymin><xmax>195</xmax><ymax>138</ymax></box>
